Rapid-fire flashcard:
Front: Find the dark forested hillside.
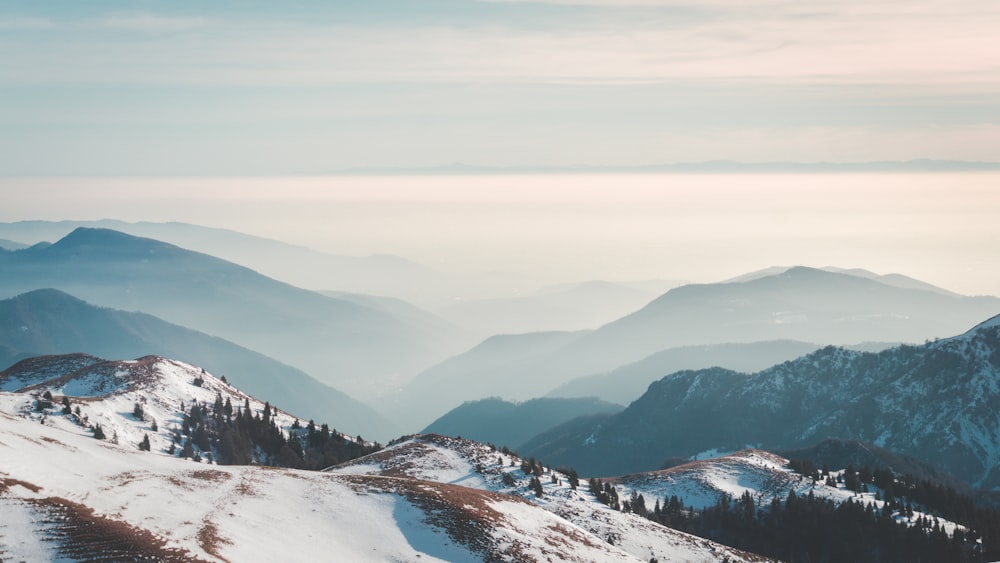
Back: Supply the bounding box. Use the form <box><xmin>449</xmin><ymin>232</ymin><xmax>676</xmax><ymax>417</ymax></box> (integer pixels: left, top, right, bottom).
<box><xmin>523</xmin><ymin>315</ymin><xmax>1000</xmax><ymax>487</ymax></box>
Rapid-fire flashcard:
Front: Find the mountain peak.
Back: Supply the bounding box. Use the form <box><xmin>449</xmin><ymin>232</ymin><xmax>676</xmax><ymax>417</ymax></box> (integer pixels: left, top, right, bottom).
<box><xmin>42</xmin><ymin>227</ymin><xmax>182</xmax><ymax>260</ymax></box>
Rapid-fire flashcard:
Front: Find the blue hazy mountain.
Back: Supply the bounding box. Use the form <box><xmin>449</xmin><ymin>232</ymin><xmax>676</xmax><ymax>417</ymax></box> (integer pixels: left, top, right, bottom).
<box><xmin>421</xmin><ymin>396</ymin><xmax>624</xmax><ymax>451</ymax></box>
<box><xmin>0</xmin><ymin>288</ymin><xmax>398</xmax><ymax>439</ymax></box>
<box><xmin>545</xmin><ymin>340</ymin><xmax>827</xmax><ymax>405</ymax></box>
<box><xmin>0</xmin><ymin>227</ymin><xmax>462</xmax><ymax>401</ymax></box>
<box><xmin>521</xmin><ymin>314</ymin><xmax>1000</xmax><ymax>488</ymax></box>
<box><xmin>395</xmin><ymin>267</ymin><xmax>999</xmax><ymax>428</ymax></box>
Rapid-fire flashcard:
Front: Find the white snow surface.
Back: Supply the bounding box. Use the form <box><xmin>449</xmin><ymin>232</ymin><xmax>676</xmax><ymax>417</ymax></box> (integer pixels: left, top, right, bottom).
<box><xmin>1</xmin><ymin>354</ymin><xmax>703</xmax><ymax>562</ymax></box>
<box><xmin>613</xmin><ymin>449</ymin><xmax>967</xmax><ymax>537</ymax></box>
<box><xmin>330</xmin><ymin>434</ymin><xmax>768</xmax><ymax>563</ymax></box>
<box><xmin>0</xmin><ymin>355</ymin><xmax>347</xmax><ymax>459</ymax></box>
<box><xmin>0</xmin><ymin>405</ymin><xmax>667</xmax><ymax>562</ymax></box>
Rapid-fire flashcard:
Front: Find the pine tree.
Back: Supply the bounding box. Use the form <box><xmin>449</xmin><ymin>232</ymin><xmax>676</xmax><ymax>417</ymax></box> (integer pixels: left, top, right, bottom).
<box><xmin>567</xmin><ymin>468</ymin><xmax>580</xmax><ymax>490</ymax></box>
<box><xmin>93</xmin><ymin>423</ymin><xmax>106</xmax><ymax>440</ymax></box>
<box><xmin>139</xmin><ymin>434</ymin><xmax>151</xmax><ymax>451</ymax></box>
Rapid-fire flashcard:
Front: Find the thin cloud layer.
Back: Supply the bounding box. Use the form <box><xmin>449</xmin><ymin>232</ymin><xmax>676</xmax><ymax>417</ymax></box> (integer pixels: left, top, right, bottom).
<box><xmin>0</xmin><ymin>0</ymin><xmax>997</xmax><ymax>171</ymax></box>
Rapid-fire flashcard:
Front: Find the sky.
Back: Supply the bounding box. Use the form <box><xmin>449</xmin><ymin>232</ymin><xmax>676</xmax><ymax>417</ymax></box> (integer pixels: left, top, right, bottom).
<box><xmin>1</xmin><ymin>1</ymin><xmax>998</xmax><ymax>297</ymax></box>
<box><xmin>1</xmin><ymin>0</ymin><xmax>999</xmax><ymax>174</ymax></box>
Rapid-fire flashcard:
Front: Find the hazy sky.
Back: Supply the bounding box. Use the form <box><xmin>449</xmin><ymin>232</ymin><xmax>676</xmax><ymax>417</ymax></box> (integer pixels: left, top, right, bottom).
<box><xmin>2</xmin><ymin>2</ymin><xmax>998</xmax><ymax>297</ymax></box>
<box><xmin>3</xmin><ymin>173</ymin><xmax>999</xmax><ymax>297</ymax></box>
<box><xmin>2</xmin><ymin>0</ymin><xmax>999</xmax><ymax>174</ymax></box>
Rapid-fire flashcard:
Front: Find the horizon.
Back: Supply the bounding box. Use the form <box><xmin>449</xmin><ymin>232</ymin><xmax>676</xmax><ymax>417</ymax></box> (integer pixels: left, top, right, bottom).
<box><xmin>3</xmin><ymin>172</ymin><xmax>999</xmax><ymax>298</ymax></box>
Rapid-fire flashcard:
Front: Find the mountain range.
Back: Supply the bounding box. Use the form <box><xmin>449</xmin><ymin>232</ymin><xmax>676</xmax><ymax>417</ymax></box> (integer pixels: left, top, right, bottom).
<box><xmin>392</xmin><ymin>266</ymin><xmax>1000</xmax><ymax>428</ymax></box>
<box><xmin>421</xmin><ymin>396</ymin><xmax>624</xmax><ymax>451</ymax></box>
<box><xmin>521</xmin><ymin>314</ymin><xmax>1000</xmax><ymax>488</ymax></box>
<box><xmin>0</xmin><ymin>353</ymin><xmax>764</xmax><ymax>562</ymax></box>
<box><xmin>0</xmin><ymin>289</ymin><xmax>397</xmax><ymax>439</ymax></box>
<box><xmin>0</xmin><ymin>219</ymin><xmax>454</xmax><ymax>305</ymax></box>
<box><xmin>0</xmin><ymin>227</ymin><xmax>465</xmax><ymax>401</ymax></box>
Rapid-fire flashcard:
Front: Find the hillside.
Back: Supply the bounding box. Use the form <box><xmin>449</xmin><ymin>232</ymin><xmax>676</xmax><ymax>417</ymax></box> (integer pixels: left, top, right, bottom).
<box><xmin>0</xmin><ymin>227</ymin><xmax>464</xmax><ymax>401</ymax></box>
<box><xmin>435</xmin><ymin>280</ymin><xmax>658</xmax><ymax>338</ymax></box>
<box><xmin>607</xmin><ymin>449</ymin><xmax>984</xmax><ymax>562</ymax></box>
<box><xmin>0</xmin><ymin>353</ymin><xmax>381</xmax><ymax>463</ymax></box>
<box><xmin>330</xmin><ymin>434</ymin><xmax>767</xmax><ymax>563</ymax></box>
<box><xmin>422</xmin><ymin>396</ymin><xmax>624</xmax><ymax>450</ymax></box>
<box><xmin>389</xmin><ymin>330</ymin><xmax>590</xmax><ymax>429</ymax></box>
<box><xmin>522</xmin><ymin>314</ymin><xmax>1000</xmax><ymax>487</ymax></box>
<box><xmin>0</xmin><ymin>412</ymin><xmax>656</xmax><ymax>562</ymax></box>
<box><xmin>0</xmin><ymin>290</ymin><xmax>397</xmax><ymax>439</ymax></box>
<box><xmin>396</xmin><ymin>267</ymin><xmax>1000</xmax><ymax>426</ymax></box>
<box><xmin>547</xmin><ymin>340</ymin><xmax>824</xmax><ymax>404</ymax></box>
<box><xmin>554</xmin><ymin>266</ymin><xmax>1000</xmax><ymax>379</ymax></box>
<box><xmin>0</xmin><ymin>357</ymin><xmax>755</xmax><ymax>562</ymax></box>
<box><xmin>0</xmin><ymin>219</ymin><xmax>457</xmax><ymax>304</ymax></box>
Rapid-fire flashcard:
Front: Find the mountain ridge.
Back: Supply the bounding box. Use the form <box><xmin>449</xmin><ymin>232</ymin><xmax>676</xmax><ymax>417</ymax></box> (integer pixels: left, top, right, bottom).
<box><xmin>0</xmin><ymin>227</ymin><xmax>464</xmax><ymax>401</ymax></box>
<box><xmin>522</xmin><ymin>314</ymin><xmax>1000</xmax><ymax>487</ymax></box>
<box><xmin>0</xmin><ymin>288</ymin><xmax>398</xmax><ymax>439</ymax></box>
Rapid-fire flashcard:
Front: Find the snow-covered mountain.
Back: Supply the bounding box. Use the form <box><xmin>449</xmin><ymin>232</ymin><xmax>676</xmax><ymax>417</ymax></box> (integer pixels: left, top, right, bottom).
<box><xmin>0</xmin><ymin>354</ymin><xmax>758</xmax><ymax>562</ymax></box>
<box><xmin>0</xmin><ymin>411</ymin><xmax>676</xmax><ymax>562</ymax></box>
<box><xmin>522</xmin><ymin>314</ymin><xmax>1000</xmax><ymax>487</ymax></box>
<box><xmin>330</xmin><ymin>434</ymin><xmax>768</xmax><ymax>563</ymax></box>
<box><xmin>0</xmin><ymin>354</ymin><xmax>309</xmax><ymax>457</ymax></box>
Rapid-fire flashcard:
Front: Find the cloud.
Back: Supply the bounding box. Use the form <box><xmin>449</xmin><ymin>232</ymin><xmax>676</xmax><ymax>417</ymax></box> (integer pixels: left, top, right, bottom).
<box><xmin>1</xmin><ymin>0</ymin><xmax>995</xmax><ymax>89</ymax></box>
<box><xmin>101</xmin><ymin>13</ymin><xmax>207</xmax><ymax>33</ymax></box>
<box><xmin>0</xmin><ymin>16</ymin><xmax>57</xmax><ymax>30</ymax></box>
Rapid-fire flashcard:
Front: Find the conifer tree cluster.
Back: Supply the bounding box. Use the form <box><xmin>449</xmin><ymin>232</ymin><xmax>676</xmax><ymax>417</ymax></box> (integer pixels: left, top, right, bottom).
<box><xmin>645</xmin><ymin>489</ymin><xmax>982</xmax><ymax>563</ymax></box>
<box><xmin>625</xmin><ymin>461</ymin><xmax>1000</xmax><ymax>562</ymax></box>
<box><xmin>169</xmin><ymin>394</ymin><xmax>381</xmax><ymax>470</ymax></box>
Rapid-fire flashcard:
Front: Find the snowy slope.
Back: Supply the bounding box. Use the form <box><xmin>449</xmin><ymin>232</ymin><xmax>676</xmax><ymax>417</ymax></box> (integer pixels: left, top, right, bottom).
<box><xmin>0</xmin><ymin>356</ymin><xmax>692</xmax><ymax>562</ymax></box>
<box><xmin>0</xmin><ymin>411</ymin><xmax>661</xmax><ymax>562</ymax></box>
<box><xmin>0</xmin><ymin>354</ymin><xmax>312</xmax><ymax>457</ymax></box>
<box><xmin>331</xmin><ymin>434</ymin><xmax>770</xmax><ymax>562</ymax></box>
<box><xmin>611</xmin><ymin>449</ymin><xmax>966</xmax><ymax>537</ymax></box>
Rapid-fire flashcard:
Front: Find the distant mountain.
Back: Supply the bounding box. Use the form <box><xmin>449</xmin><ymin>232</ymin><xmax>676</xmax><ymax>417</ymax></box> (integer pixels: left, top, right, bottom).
<box><xmin>396</xmin><ymin>267</ymin><xmax>999</xmax><ymax>426</ymax></box>
<box><xmin>549</xmin><ymin>266</ymin><xmax>1000</xmax><ymax>380</ymax></box>
<box><xmin>522</xmin><ymin>314</ymin><xmax>1000</xmax><ymax>488</ymax></box>
<box><xmin>435</xmin><ymin>280</ymin><xmax>660</xmax><ymax>338</ymax></box>
<box><xmin>388</xmin><ymin>330</ymin><xmax>590</xmax><ymax>429</ymax></box>
<box><xmin>547</xmin><ymin>340</ymin><xmax>825</xmax><ymax>405</ymax></box>
<box><xmin>0</xmin><ymin>219</ymin><xmax>541</xmax><ymax>309</ymax></box>
<box><xmin>0</xmin><ymin>227</ymin><xmax>464</xmax><ymax>401</ymax></box>
<box><xmin>318</xmin><ymin>290</ymin><xmax>455</xmax><ymax>334</ymax></box>
<box><xmin>0</xmin><ymin>220</ymin><xmax>455</xmax><ymax>302</ymax></box>
<box><xmin>0</xmin><ymin>289</ymin><xmax>398</xmax><ymax>439</ymax></box>
<box><xmin>726</xmin><ymin>266</ymin><xmax>959</xmax><ymax>296</ymax></box>
<box><xmin>0</xmin><ymin>237</ymin><xmax>28</xmax><ymax>251</ymax></box>
<box><xmin>421</xmin><ymin>396</ymin><xmax>624</xmax><ymax>450</ymax></box>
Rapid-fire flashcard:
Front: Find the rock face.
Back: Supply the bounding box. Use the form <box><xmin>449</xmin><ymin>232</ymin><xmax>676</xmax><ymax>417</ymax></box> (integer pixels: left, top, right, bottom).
<box><xmin>523</xmin><ymin>315</ymin><xmax>1000</xmax><ymax>488</ymax></box>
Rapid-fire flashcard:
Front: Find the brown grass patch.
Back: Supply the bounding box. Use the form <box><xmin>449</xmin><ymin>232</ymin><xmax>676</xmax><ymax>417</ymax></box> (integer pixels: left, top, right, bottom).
<box><xmin>197</xmin><ymin>519</ymin><xmax>233</xmax><ymax>562</ymax></box>
<box><xmin>0</xmin><ymin>476</ymin><xmax>43</xmax><ymax>493</ymax></box>
<box><xmin>26</xmin><ymin>495</ymin><xmax>210</xmax><ymax>562</ymax></box>
<box><xmin>188</xmin><ymin>469</ymin><xmax>231</xmax><ymax>483</ymax></box>
<box><xmin>40</xmin><ymin>436</ymin><xmax>68</xmax><ymax>446</ymax></box>
<box><xmin>235</xmin><ymin>474</ymin><xmax>258</xmax><ymax>497</ymax></box>
<box><xmin>341</xmin><ymin>474</ymin><xmax>541</xmax><ymax>561</ymax></box>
